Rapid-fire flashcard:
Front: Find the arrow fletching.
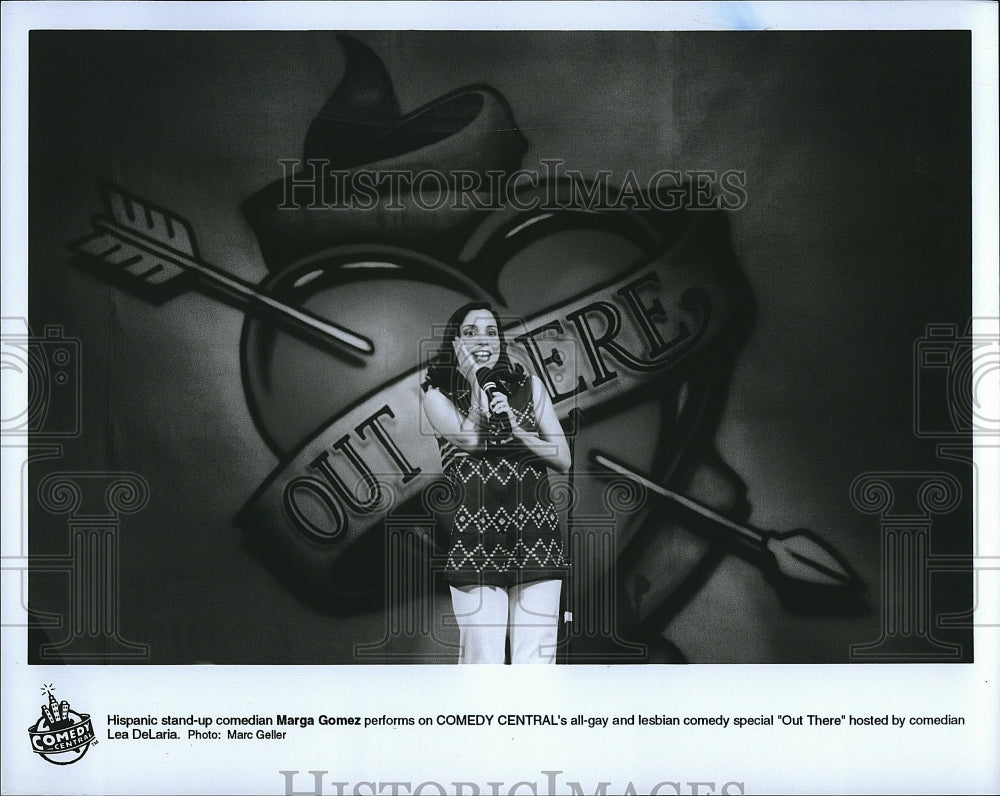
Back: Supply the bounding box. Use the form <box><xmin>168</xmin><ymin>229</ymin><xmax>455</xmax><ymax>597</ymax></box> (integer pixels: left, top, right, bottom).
<box><xmin>69</xmin><ymin>183</ymin><xmax>375</xmax><ymax>357</ymax></box>
<box><xmin>71</xmin><ymin>184</ymin><xmax>198</xmax><ymax>301</ymax></box>
<box><xmin>105</xmin><ymin>184</ymin><xmax>198</xmax><ymax>259</ymax></box>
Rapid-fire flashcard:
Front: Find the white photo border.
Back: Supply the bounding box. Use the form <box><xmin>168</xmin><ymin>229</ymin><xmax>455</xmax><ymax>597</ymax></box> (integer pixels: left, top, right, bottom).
<box><xmin>2</xmin><ymin>3</ymin><xmax>997</xmax><ymax>795</ymax></box>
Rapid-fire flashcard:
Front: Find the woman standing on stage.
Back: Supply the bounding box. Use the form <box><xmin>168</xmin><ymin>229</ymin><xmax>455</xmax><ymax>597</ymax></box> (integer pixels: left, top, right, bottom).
<box><xmin>421</xmin><ymin>301</ymin><xmax>571</xmax><ymax>664</ymax></box>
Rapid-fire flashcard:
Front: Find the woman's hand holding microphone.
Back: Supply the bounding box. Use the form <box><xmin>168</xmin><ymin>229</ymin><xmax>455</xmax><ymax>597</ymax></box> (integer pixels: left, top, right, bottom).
<box><xmin>452</xmin><ymin>340</ymin><xmax>492</xmax><ymax>423</ymax></box>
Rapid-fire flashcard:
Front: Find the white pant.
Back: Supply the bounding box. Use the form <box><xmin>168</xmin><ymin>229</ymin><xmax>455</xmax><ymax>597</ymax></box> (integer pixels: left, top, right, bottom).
<box><xmin>449</xmin><ymin>580</ymin><xmax>562</xmax><ymax>664</ymax></box>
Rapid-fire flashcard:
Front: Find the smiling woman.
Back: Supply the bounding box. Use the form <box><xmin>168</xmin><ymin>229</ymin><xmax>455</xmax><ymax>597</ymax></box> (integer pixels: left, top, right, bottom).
<box><xmin>421</xmin><ymin>301</ymin><xmax>571</xmax><ymax>664</ymax></box>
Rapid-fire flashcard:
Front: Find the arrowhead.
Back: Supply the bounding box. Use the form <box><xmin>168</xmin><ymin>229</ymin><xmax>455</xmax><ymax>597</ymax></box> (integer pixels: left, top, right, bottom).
<box><xmin>765</xmin><ymin>529</ymin><xmax>865</xmax><ymax>592</ymax></box>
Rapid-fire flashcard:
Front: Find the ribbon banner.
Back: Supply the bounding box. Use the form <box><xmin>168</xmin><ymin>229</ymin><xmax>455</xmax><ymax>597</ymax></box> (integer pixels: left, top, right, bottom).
<box><xmin>237</xmin><ymin>211</ymin><xmax>741</xmax><ymax>597</ymax></box>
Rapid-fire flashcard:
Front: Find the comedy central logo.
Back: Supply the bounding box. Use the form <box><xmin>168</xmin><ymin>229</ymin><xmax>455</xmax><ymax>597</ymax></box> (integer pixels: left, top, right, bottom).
<box><xmin>28</xmin><ymin>685</ymin><xmax>96</xmax><ymax>765</ymax></box>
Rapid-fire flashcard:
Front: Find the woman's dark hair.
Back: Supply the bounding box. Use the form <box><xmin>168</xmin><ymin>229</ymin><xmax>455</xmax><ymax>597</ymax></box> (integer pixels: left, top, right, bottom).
<box><xmin>422</xmin><ymin>301</ymin><xmax>525</xmax><ymax>397</ymax></box>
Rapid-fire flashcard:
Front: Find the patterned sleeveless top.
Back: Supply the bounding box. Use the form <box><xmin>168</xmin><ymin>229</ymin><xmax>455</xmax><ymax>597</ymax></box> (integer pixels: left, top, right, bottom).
<box><xmin>436</xmin><ymin>374</ymin><xmax>569</xmax><ymax>586</ymax></box>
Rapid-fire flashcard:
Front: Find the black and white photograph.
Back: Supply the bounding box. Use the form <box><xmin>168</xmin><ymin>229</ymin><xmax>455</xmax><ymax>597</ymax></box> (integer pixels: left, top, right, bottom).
<box><xmin>2</xmin><ymin>2</ymin><xmax>998</xmax><ymax>794</ymax></box>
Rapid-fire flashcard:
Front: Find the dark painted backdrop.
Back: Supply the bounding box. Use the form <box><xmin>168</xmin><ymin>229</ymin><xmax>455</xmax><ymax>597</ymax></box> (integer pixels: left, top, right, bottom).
<box><xmin>27</xmin><ymin>31</ymin><xmax>971</xmax><ymax>663</ymax></box>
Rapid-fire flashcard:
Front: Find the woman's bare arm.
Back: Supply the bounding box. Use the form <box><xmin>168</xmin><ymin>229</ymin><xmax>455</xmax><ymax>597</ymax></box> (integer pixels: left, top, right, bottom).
<box><xmin>421</xmin><ymin>386</ymin><xmax>488</xmax><ymax>453</ymax></box>
<box><xmin>497</xmin><ymin>375</ymin><xmax>571</xmax><ymax>473</ymax></box>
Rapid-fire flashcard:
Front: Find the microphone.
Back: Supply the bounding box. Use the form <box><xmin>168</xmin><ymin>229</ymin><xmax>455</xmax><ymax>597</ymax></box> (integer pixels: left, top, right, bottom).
<box><xmin>475</xmin><ymin>367</ymin><xmax>512</xmax><ymax>439</ymax></box>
